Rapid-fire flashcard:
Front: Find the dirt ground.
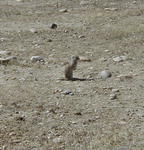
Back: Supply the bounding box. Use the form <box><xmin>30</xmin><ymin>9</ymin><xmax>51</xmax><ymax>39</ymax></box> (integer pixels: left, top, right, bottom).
<box><xmin>0</xmin><ymin>0</ymin><xmax>144</xmax><ymax>149</ymax></box>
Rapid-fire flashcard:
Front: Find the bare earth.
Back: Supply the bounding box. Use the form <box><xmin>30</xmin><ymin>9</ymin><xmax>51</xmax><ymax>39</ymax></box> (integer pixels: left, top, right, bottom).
<box><xmin>0</xmin><ymin>0</ymin><xmax>144</xmax><ymax>149</ymax></box>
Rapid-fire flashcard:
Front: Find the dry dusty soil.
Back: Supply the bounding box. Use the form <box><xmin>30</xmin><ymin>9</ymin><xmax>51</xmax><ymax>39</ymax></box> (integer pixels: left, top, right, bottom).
<box><xmin>0</xmin><ymin>0</ymin><xmax>144</xmax><ymax>149</ymax></box>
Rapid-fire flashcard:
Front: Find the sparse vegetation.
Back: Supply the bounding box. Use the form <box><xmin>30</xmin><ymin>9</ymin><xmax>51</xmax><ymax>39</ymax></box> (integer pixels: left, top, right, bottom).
<box><xmin>0</xmin><ymin>0</ymin><xmax>144</xmax><ymax>150</ymax></box>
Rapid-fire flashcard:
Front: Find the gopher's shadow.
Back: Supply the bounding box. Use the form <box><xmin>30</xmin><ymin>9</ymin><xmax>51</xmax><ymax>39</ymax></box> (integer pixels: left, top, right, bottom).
<box><xmin>71</xmin><ymin>77</ymin><xmax>94</xmax><ymax>81</ymax></box>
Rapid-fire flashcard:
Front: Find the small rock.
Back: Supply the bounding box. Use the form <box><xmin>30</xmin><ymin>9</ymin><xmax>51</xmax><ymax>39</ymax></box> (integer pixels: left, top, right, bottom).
<box><xmin>0</xmin><ymin>51</ymin><xmax>11</xmax><ymax>55</ymax></box>
<box><xmin>104</xmin><ymin>49</ymin><xmax>110</xmax><ymax>52</ymax></box>
<box><xmin>74</xmin><ymin>112</ymin><xmax>82</xmax><ymax>115</ymax></box>
<box><xmin>50</xmin><ymin>23</ymin><xmax>57</xmax><ymax>29</ymax></box>
<box><xmin>100</xmin><ymin>70</ymin><xmax>112</xmax><ymax>79</ymax></box>
<box><xmin>59</xmin><ymin>8</ymin><xmax>68</xmax><ymax>13</ymax></box>
<box><xmin>113</xmin><ymin>56</ymin><xmax>128</xmax><ymax>62</ymax></box>
<box><xmin>30</xmin><ymin>28</ymin><xmax>38</xmax><ymax>33</ymax></box>
<box><xmin>105</xmin><ymin>8</ymin><xmax>118</xmax><ymax>11</ymax></box>
<box><xmin>113</xmin><ymin>56</ymin><xmax>123</xmax><ymax>62</ymax></box>
<box><xmin>0</xmin><ymin>38</ymin><xmax>6</xmax><ymax>41</ymax></box>
<box><xmin>30</xmin><ymin>56</ymin><xmax>45</xmax><ymax>63</ymax></box>
<box><xmin>79</xmin><ymin>56</ymin><xmax>91</xmax><ymax>62</ymax></box>
<box><xmin>71</xmin><ymin>121</ymin><xmax>77</xmax><ymax>124</ymax></box>
<box><xmin>112</xmin><ymin>88</ymin><xmax>119</xmax><ymax>93</ymax></box>
<box><xmin>61</xmin><ymin>90</ymin><xmax>74</xmax><ymax>95</ymax></box>
<box><xmin>19</xmin><ymin>78</ymin><xmax>26</xmax><ymax>81</ymax></box>
<box><xmin>110</xmin><ymin>93</ymin><xmax>117</xmax><ymax>100</ymax></box>
<box><xmin>9</xmin><ymin>132</ymin><xmax>16</xmax><ymax>136</ymax></box>
<box><xmin>79</xmin><ymin>35</ymin><xmax>85</xmax><ymax>38</ymax></box>
<box><xmin>64</xmin><ymin>30</ymin><xmax>68</xmax><ymax>33</ymax></box>
<box><xmin>54</xmin><ymin>89</ymin><xmax>63</xmax><ymax>94</ymax></box>
<box><xmin>47</xmin><ymin>39</ymin><xmax>52</xmax><ymax>42</ymax></box>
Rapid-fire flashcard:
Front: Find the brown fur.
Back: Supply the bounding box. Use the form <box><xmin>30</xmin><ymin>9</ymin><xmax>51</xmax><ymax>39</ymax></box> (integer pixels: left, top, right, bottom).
<box><xmin>64</xmin><ymin>56</ymin><xmax>79</xmax><ymax>80</ymax></box>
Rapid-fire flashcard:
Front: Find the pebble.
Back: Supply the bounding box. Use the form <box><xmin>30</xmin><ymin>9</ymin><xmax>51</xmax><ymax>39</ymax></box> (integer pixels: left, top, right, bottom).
<box><xmin>47</xmin><ymin>39</ymin><xmax>52</xmax><ymax>42</ymax></box>
<box><xmin>110</xmin><ymin>93</ymin><xmax>117</xmax><ymax>100</ymax></box>
<box><xmin>61</xmin><ymin>90</ymin><xmax>74</xmax><ymax>95</ymax></box>
<box><xmin>0</xmin><ymin>38</ymin><xmax>6</xmax><ymax>42</ymax></box>
<box><xmin>54</xmin><ymin>89</ymin><xmax>63</xmax><ymax>94</ymax></box>
<box><xmin>79</xmin><ymin>56</ymin><xmax>91</xmax><ymax>62</ymax></box>
<box><xmin>113</xmin><ymin>56</ymin><xmax>128</xmax><ymax>62</ymax></box>
<box><xmin>30</xmin><ymin>56</ymin><xmax>45</xmax><ymax>63</ymax></box>
<box><xmin>30</xmin><ymin>28</ymin><xmax>38</xmax><ymax>33</ymax></box>
<box><xmin>50</xmin><ymin>23</ymin><xmax>57</xmax><ymax>29</ymax></box>
<box><xmin>79</xmin><ymin>35</ymin><xmax>85</xmax><ymax>38</ymax></box>
<box><xmin>0</xmin><ymin>51</ymin><xmax>11</xmax><ymax>55</ymax></box>
<box><xmin>100</xmin><ymin>70</ymin><xmax>112</xmax><ymax>79</ymax></box>
<box><xmin>112</xmin><ymin>88</ymin><xmax>119</xmax><ymax>93</ymax></box>
<box><xmin>105</xmin><ymin>8</ymin><xmax>118</xmax><ymax>11</ymax></box>
<box><xmin>59</xmin><ymin>8</ymin><xmax>68</xmax><ymax>13</ymax></box>
<box><xmin>104</xmin><ymin>49</ymin><xmax>110</xmax><ymax>52</ymax></box>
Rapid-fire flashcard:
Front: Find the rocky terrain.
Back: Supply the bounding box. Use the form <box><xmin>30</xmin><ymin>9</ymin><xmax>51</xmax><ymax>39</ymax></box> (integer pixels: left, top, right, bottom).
<box><xmin>0</xmin><ymin>0</ymin><xmax>144</xmax><ymax>149</ymax></box>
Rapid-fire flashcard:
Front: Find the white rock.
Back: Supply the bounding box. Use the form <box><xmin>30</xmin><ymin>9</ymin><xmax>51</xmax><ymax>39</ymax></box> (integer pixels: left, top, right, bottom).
<box><xmin>100</xmin><ymin>70</ymin><xmax>112</xmax><ymax>79</ymax></box>
<box><xmin>30</xmin><ymin>28</ymin><xmax>37</xmax><ymax>33</ymax></box>
<box><xmin>61</xmin><ymin>90</ymin><xmax>74</xmax><ymax>95</ymax></box>
<box><xmin>59</xmin><ymin>8</ymin><xmax>67</xmax><ymax>13</ymax></box>
<box><xmin>112</xmin><ymin>89</ymin><xmax>119</xmax><ymax>93</ymax></box>
<box><xmin>110</xmin><ymin>93</ymin><xmax>117</xmax><ymax>100</ymax></box>
<box><xmin>30</xmin><ymin>56</ymin><xmax>44</xmax><ymax>63</ymax></box>
<box><xmin>0</xmin><ymin>38</ymin><xmax>6</xmax><ymax>41</ymax></box>
<box><xmin>104</xmin><ymin>49</ymin><xmax>110</xmax><ymax>52</ymax></box>
<box><xmin>79</xmin><ymin>35</ymin><xmax>85</xmax><ymax>38</ymax></box>
<box><xmin>79</xmin><ymin>56</ymin><xmax>91</xmax><ymax>62</ymax></box>
<box><xmin>0</xmin><ymin>51</ymin><xmax>11</xmax><ymax>55</ymax></box>
<box><xmin>113</xmin><ymin>56</ymin><xmax>123</xmax><ymax>62</ymax></box>
<box><xmin>105</xmin><ymin>8</ymin><xmax>118</xmax><ymax>11</ymax></box>
<box><xmin>113</xmin><ymin>56</ymin><xmax>128</xmax><ymax>62</ymax></box>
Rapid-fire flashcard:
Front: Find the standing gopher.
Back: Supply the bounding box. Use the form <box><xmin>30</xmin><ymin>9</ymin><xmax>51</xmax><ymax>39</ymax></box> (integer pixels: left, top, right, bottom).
<box><xmin>64</xmin><ymin>56</ymin><xmax>80</xmax><ymax>80</ymax></box>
